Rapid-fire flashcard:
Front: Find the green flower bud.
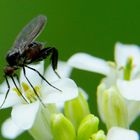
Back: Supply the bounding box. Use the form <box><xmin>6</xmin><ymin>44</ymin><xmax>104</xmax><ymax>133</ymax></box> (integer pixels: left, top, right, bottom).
<box><xmin>77</xmin><ymin>114</ymin><xmax>99</xmax><ymax>140</ymax></box>
<box><xmin>64</xmin><ymin>91</ymin><xmax>90</xmax><ymax>130</ymax></box>
<box><xmin>51</xmin><ymin>113</ymin><xmax>76</xmax><ymax>140</ymax></box>
<box><xmin>97</xmin><ymin>83</ymin><xmax>129</xmax><ymax>129</ymax></box>
<box><xmin>90</xmin><ymin>130</ymin><xmax>106</xmax><ymax>140</ymax></box>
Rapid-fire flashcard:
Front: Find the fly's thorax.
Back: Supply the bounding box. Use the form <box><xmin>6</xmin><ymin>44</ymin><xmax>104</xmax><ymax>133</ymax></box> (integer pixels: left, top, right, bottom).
<box><xmin>24</xmin><ymin>42</ymin><xmax>43</xmax><ymax>61</ymax></box>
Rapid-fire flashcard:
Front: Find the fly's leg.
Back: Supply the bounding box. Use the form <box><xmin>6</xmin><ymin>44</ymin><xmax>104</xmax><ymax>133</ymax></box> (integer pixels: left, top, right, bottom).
<box><xmin>0</xmin><ymin>75</ymin><xmax>10</xmax><ymax>108</ymax></box>
<box><xmin>10</xmin><ymin>76</ymin><xmax>29</xmax><ymax>103</ymax></box>
<box><xmin>24</xmin><ymin>65</ymin><xmax>62</xmax><ymax>92</ymax></box>
<box><xmin>22</xmin><ymin>66</ymin><xmax>46</xmax><ymax>107</ymax></box>
<box><xmin>13</xmin><ymin>73</ymin><xmax>20</xmax><ymax>87</ymax></box>
<box><xmin>33</xmin><ymin>47</ymin><xmax>61</xmax><ymax>78</ymax></box>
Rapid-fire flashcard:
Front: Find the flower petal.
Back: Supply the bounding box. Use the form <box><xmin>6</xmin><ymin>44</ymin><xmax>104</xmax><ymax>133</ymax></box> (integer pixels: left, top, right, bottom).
<box><xmin>68</xmin><ymin>53</ymin><xmax>110</xmax><ymax>75</ymax></box>
<box><xmin>44</xmin><ymin>61</ymin><xmax>72</xmax><ymax>82</ymax></box>
<box><xmin>107</xmin><ymin>127</ymin><xmax>139</xmax><ymax>140</ymax></box>
<box><xmin>29</xmin><ymin>104</ymin><xmax>56</xmax><ymax>140</ymax></box>
<box><xmin>1</xmin><ymin>118</ymin><xmax>24</xmax><ymax>139</ymax></box>
<box><xmin>20</xmin><ymin>61</ymin><xmax>44</xmax><ymax>87</ymax></box>
<box><xmin>0</xmin><ymin>78</ymin><xmax>21</xmax><ymax>109</ymax></box>
<box><xmin>117</xmin><ymin>79</ymin><xmax>140</xmax><ymax>101</ymax></box>
<box><xmin>11</xmin><ymin>102</ymin><xmax>40</xmax><ymax>130</ymax></box>
<box><xmin>115</xmin><ymin>42</ymin><xmax>140</xmax><ymax>68</ymax></box>
<box><xmin>78</xmin><ymin>87</ymin><xmax>88</xmax><ymax>100</ymax></box>
<box><xmin>42</xmin><ymin>78</ymin><xmax>78</xmax><ymax>107</ymax></box>
<box><xmin>97</xmin><ymin>83</ymin><xmax>107</xmax><ymax>123</ymax></box>
<box><xmin>126</xmin><ymin>100</ymin><xmax>140</xmax><ymax>125</ymax></box>
<box><xmin>0</xmin><ymin>91</ymin><xmax>21</xmax><ymax>109</ymax></box>
<box><xmin>0</xmin><ymin>77</ymin><xmax>19</xmax><ymax>94</ymax></box>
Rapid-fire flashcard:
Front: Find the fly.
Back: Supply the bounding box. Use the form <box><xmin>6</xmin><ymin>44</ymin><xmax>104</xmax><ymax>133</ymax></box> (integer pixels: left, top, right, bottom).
<box><xmin>1</xmin><ymin>15</ymin><xmax>61</xmax><ymax>107</ymax></box>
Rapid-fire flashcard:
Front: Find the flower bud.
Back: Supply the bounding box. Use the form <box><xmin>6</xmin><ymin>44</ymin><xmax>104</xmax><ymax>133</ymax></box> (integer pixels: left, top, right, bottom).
<box><xmin>51</xmin><ymin>113</ymin><xmax>76</xmax><ymax>140</ymax></box>
<box><xmin>64</xmin><ymin>91</ymin><xmax>90</xmax><ymax>130</ymax></box>
<box><xmin>90</xmin><ymin>130</ymin><xmax>106</xmax><ymax>140</ymax></box>
<box><xmin>97</xmin><ymin>83</ymin><xmax>128</xmax><ymax>129</ymax></box>
<box><xmin>77</xmin><ymin>114</ymin><xmax>99</xmax><ymax>140</ymax></box>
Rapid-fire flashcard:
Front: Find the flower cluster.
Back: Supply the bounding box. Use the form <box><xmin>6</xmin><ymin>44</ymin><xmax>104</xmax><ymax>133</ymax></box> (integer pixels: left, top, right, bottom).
<box><xmin>0</xmin><ymin>43</ymin><xmax>140</xmax><ymax>140</ymax></box>
<box><xmin>0</xmin><ymin>61</ymin><xmax>78</xmax><ymax>139</ymax></box>
<box><xmin>69</xmin><ymin>42</ymin><xmax>140</xmax><ymax>129</ymax></box>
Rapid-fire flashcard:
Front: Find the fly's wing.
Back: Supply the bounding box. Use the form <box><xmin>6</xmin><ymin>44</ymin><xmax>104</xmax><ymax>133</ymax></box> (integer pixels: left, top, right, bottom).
<box><xmin>12</xmin><ymin>15</ymin><xmax>47</xmax><ymax>54</ymax></box>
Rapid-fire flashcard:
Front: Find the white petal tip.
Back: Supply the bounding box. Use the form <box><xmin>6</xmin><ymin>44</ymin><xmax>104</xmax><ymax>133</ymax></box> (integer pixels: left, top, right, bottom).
<box><xmin>117</xmin><ymin>79</ymin><xmax>140</xmax><ymax>101</ymax></box>
<box><xmin>1</xmin><ymin>118</ymin><xmax>24</xmax><ymax>139</ymax></box>
<box><xmin>43</xmin><ymin>78</ymin><xmax>78</xmax><ymax>106</ymax></box>
<box><xmin>68</xmin><ymin>53</ymin><xmax>110</xmax><ymax>75</ymax></box>
<box><xmin>11</xmin><ymin>102</ymin><xmax>40</xmax><ymax>130</ymax></box>
<box><xmin>107</xmin><ymin>127</ymin><xmax>139</xmax><ymax>140</ymax></box>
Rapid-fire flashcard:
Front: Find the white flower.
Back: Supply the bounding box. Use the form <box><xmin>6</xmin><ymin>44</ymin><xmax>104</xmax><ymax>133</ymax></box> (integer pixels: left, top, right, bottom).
<box><xmin>107</xmin><ymin>127</ymin><xmax>139</xmax><ymax>140</ymax></box>
<box><xmin>0</xmin><ymin>61</ymin><xmax>78</xmax><ymax>139</ymax></box>
<box><xmin>68</xmin><ymin>42</ymin><xmax>140</xmax><ymax>127</ymax></box>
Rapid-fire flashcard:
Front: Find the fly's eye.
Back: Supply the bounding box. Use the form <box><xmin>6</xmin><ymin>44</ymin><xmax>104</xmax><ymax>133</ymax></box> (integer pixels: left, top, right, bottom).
<box><xmin>9</xmin><ymin>52</ymin><xmax>19</xmax><ymax>59</ymax></box>
<box><xmin>6</xmin><ymin>52</ymin><xmax>19</xmax><ymax>66</ymax></box>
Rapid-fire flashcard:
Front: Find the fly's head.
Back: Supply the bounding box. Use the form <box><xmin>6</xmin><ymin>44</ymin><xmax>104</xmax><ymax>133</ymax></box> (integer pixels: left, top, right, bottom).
<box><xmin>4</xmin><ymin>65</ymin><xmax>17</xmax><ymax>76</ymax></box>
<box><xmin>6</xmin><ymin>50</ymin><xmax>20</xmax><ymax>66</ymax></box>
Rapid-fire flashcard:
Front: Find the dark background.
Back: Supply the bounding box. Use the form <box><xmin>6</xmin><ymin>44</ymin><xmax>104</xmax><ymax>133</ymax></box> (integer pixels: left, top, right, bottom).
<box><xmin>0</xmin><ymin>0</ymin><xmax>140</xmax><ymax>139</ymax></box>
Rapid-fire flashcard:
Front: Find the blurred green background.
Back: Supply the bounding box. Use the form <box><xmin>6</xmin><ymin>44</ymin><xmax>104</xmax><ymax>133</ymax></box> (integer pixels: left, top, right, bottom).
<box><xmin>0</xmin><ymin>0</ymin><xmax>140</xmax><ymax>139</ymax></box>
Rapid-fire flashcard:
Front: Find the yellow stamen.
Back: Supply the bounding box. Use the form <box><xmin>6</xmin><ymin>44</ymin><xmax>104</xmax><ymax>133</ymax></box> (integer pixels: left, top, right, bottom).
<box><xmin>22</xmin><ymin>82</ymin><xmax>41</xmax><ymax>102</ymax></box>
<box><xmin>22</xmin><ymin>82</ymin><xmax>30</xmax><ymax>92</ymax></box>
<box><xmin>13</xmin><ymin>88</ymin><xmax>21</xmax><ymax>96</ymax></box>
<box><xmin>34</xmin><ymin>86</ymin><xmax>41</xmax><ymax>96</ymax></box>
<box><xmin>13</xmin><ymin>82</ymin><xmax>41</xmax><ymax>103</ymax></box>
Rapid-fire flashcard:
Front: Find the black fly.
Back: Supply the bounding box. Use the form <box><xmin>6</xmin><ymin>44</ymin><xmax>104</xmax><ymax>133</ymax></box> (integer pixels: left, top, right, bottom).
<box><xmin>1</xmin><ymin>15</ymin><xmax>61</xmax><ymax>107</ymax></box>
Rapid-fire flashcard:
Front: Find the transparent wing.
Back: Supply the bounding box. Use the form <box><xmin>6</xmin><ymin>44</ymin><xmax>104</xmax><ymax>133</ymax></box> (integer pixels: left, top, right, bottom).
<box><xmin>12</xmin><ymin>15</ymin><xmax>47</xmax><ymax>54</ymax></box>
